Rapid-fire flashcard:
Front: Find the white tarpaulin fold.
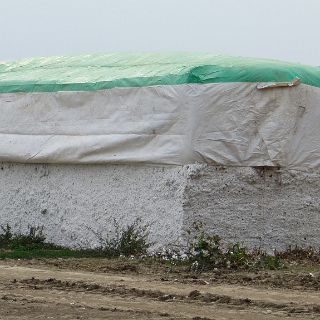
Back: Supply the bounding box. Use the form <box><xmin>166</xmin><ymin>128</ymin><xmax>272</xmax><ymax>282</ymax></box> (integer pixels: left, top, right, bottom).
<box><xmin>0</xmin><ymin>82</ymin><xmax>319</xmax><ymax>170</ymax></box>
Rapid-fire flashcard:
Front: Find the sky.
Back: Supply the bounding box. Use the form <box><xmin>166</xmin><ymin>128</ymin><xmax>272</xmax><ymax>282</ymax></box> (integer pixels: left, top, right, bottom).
<box><xmin>0</xmin><ymin>0</ymin><xmax>319</xmax><ymax>65</ymax></box>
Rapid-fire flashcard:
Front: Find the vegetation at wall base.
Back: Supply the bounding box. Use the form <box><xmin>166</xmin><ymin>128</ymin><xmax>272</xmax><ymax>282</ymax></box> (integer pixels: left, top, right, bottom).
<box><xmin>0</xmin><ymin>222</ymin><xmax>318</xmax><ymax>271</ymax></box>
<box><xmin>0</xmin><ymin>221</ymin><xmax>152</xmax><ymax>260</ymax></box>
<box><xmin>184</xmin><ymin>231</ymin><xmax>284</xmax><ymax>272</ymax></box>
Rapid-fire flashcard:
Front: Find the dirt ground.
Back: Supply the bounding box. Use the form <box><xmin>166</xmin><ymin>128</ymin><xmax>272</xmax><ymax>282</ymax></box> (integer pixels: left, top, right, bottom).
<box><xmin>0</xmin><ymin>258</ymin><xmax>319</xmax><ymax>319</ymax></box>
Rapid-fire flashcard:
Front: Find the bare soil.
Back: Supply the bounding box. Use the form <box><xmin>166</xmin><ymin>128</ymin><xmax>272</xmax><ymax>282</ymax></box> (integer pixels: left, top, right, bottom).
<box><xmin>0</xmin><ymin>258</ymin><xmax>319</xmax><ymax>319</ymax></box>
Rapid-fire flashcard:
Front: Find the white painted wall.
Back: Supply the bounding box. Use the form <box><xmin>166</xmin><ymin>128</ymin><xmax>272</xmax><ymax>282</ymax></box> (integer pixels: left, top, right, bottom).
<box><xmin>0</xmin><ymin>162</ymin><xmax>319</xmax><ymax>251</ymax></box>
<box><xmin>183</xmin><ymin>166</ymin><xmax>320</xmax><ymax>252</ymax></box>
<box><xmin>0</xmin><ymin>162</ymin><xmax>187</xmax><ymax>250</ymax></box>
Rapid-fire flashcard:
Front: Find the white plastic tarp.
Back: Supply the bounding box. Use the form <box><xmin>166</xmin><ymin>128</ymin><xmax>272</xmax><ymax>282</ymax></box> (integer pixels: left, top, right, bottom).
<box><xmin>0</xmin><ymin>82</ymin><xmax>319</xmax><ymax>170</ymax></box>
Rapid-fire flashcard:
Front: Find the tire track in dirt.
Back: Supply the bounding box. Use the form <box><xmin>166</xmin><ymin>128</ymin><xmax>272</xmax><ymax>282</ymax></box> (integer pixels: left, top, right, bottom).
<box><xmin>9</xmin><ymin>277</ymin><xmax>320</xmax><ymax>316</ymax></box>
<box><xmin>0</xmin><ymin>286</ymin><xmax>304</xmax><ymax>320</ymax></box>
<box><xmin>0</xmin><ymin>265</ymin><xmax>319</xmax><ymax>306</ymax></box>
<box><xmin>0</xmin><ymin>293</ymin><xmax>171</xmax><ymax>320</ymax></box>
<box><xmin>0</xmin><ymin>263</ymin><xmax>319</xmax><ymax>319</ymax></box>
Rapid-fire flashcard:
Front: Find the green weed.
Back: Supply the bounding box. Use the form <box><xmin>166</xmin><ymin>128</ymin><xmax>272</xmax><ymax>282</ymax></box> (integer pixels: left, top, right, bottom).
<box><xmin>0</xmin><ymin>219</ymin><xmax>152</xmax><ymax>259</ymax></box>
<box><xmin>95</xmin><ymin>218</ymin><xmax>152</xmax><ymax>258</ymax></box>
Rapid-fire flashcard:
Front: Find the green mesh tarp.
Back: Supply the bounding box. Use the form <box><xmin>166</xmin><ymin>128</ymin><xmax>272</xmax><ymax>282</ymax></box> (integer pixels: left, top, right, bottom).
<box><xmin>0</xmin><ymin>53</ymin><xmax>320</xmax><ymax>93</ymax></box>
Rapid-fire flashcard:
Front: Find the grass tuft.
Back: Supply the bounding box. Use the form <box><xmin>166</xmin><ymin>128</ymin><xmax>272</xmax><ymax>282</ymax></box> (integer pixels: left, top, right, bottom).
<box><xmin>0</xmin><ymin>220</ymin><xmax>152</xmax><ymax>259</ymax></box>
<box><xmin>1</xmin><ymin>221</ymin><xmax>314</xmax><ymax>272</ymax></box>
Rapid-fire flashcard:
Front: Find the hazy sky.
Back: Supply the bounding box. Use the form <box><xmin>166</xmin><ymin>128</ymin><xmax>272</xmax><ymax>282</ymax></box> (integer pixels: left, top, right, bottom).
<box><xmin>1</xmin><ymin>0</ymin><xmax>319</xmax><ymax>65</ymax></box>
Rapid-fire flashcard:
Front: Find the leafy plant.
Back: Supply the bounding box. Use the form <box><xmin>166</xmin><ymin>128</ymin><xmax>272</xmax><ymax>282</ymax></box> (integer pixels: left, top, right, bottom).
<box><xmin>9</xmin><ymin>226</ymin><xmax>46</xmax><ymax>250</ymax></box>
<box><xmin>185</xmin><ymin>222</ymin><xmax>283</xmax><ymax>271</ymax></box>
<box><xmin>189</xmin><ymin>233</ymin><xmax>224</xmax><ymax>270</ymax></box>
<box><xmin>226</xmin><ymin>242</ymin><xmax>250</xmax><ymax>269</ymax></box>
<box><xmin>96</xmin><ymin>218</ymin><xmax>152</xmax><ymax>258</ymax></box>
<box><xmin>0</xmin><ymin>224</ymin><xmax>13</xmax><ymax>247</ymax></box>
<box><xmin>0</xmin><ymin>225</ymin><xmax>60</xmax><ymax>251</ymax></box>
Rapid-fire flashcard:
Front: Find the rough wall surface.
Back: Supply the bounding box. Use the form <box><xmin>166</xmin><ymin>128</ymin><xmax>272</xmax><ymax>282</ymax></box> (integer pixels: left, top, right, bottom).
<box><xmin>0</xmin><ymin>162</ymin><xmax>187</xmax><ymax>249</ymax></box>
<box><xmin>182</xmin><ymin>166</ymin><xmax>320</xmax><ymax>251</ymax></box>
<box><xmin>0</xmin><ymin>162</ymin><xmax>319</xmax><ymax>251</ymax></box>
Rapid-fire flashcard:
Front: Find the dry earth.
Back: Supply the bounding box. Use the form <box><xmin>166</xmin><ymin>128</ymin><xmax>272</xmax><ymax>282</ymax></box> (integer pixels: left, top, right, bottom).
<box><xmin>0</xmin><ymin>259</ymin><xmax>319</xmax><ymax>319</ymax></box>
